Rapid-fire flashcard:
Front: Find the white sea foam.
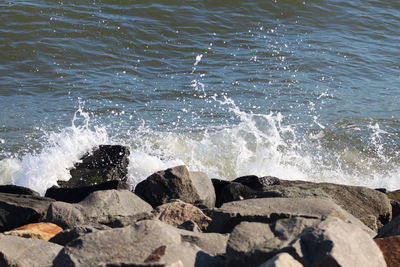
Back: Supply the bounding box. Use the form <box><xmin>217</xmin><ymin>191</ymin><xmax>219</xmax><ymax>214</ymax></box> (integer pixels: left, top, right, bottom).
<box><xmin>1</xmin><ymin>98</ymin><xmax>399</xmax><ymax>194</ymax></box>
<box><xmin>7</xmin><ymin>106</ymin><xmax>108</xmax><ymax>195</ymax></box>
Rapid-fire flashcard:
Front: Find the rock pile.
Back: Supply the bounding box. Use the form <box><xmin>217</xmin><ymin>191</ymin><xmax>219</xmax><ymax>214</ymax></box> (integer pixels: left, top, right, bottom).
<box><xmin>0</xmin><ymin>145</ymin><xmax>398</xmax><ymax>266</ymax></box>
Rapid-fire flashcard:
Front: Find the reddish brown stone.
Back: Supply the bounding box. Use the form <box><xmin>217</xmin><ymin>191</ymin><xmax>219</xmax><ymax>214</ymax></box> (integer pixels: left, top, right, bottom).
<box><xmin>3</xmin><ymin>222</ymin><xmax>63</xmax><ymax>241</ymax></box>
<box><xmin>374</xmin><ymin>235</ymin><xmax>400</xmax><ymax>267</ymax></box>
<box><xmin>153</xmin><ymin>200</ymin><xmax>211</xmax><ymax>230</ymax></box>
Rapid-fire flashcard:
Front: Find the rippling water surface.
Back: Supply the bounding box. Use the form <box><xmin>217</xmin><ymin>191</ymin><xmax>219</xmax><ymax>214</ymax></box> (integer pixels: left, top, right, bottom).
<box><xmin>1</xmin><ymin>0</ymin><xmax>399</xmax><ymax>194</ymax></box>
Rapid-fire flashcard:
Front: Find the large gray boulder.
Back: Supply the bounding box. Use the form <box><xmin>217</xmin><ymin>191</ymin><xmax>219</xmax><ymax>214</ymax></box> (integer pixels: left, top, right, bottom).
<box><xmin>0</xmin><ymin>193</ymin><xmax>54</xmax><ymax>232</ymax></box>
<box><xmin>206</xmin><ymin>197</ymin><xmax>374</xmax><ymax>235</ymax></box>
<box><xmin>255</xmin><ymin>181</ymin><xmax>392</xmax><ymax>231</ymax></box>
<box><xmin>46</xmin><ymin>189</ymin><xmax>152</xmax><ymax>228</ymax></box>
<box><xmin>53</xmin><ymin>220</ymin><xmax>223</xmax><ymax>267</ymax></box>
<box><xmin>290</xmin><ymin>217</ymin><xmax>386</xmax><ymax>266</ymax></box>
<box><xmin>0</xmin><ymin>234</ymin><xmax>63</xmax><ymax>267</ymax></box>
<box><xmin>226</xmin><ymin>219</ymin><xmax>320</xmax><ymax>267</ymax></box>
<box><xmin>225</xmin><ymin>217</ymin><xmax>386</xmax><ymax>267</ymax></box>
<box><xmin>135</xmin><ymin>165</ymin><xmax>216</xmax><ymax>208</ymax></box>
<box><xmin>59</xmin><ymin>145</ymin><xmax>130</xmax><ymax>188</ymax></box>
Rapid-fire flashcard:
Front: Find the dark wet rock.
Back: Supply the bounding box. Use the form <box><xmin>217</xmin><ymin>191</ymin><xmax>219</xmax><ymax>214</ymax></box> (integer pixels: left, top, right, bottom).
<box><xmin>59</xmin><ymin>145</ymin><xmax>130</xmax><ymax>188</ymax></box>
<box><xmin>206</xmin><ymin>197</ymin><xmax>374</xmax><ymax>235</ymax></box>
<box><xmin>254</xmin><ymin>180</ymin><xmax>392</xmax><ymax>231</ymax></box>
<box><xmin>178</xmin><ymin>220</ymin><xmax>201</xmax><ymax>232</ymax></box>
<box><xmin>0</xmin><ymin>184</ymin><xmax>40</xmax><ymax>196</ymax></box>
<box><xmin>211</xmin><ymin>178</ymin><xmax>231</xmax><ymax>208</ymax></box>
<box><xmin>376</xmin><ymin>214</ymin><xmax>400</xmax><ymax>238</ymax></box>
<box><xmin>226</xmin><ymin>217</ymin><xmax>385</xmax><ymax>267</ymax></box>
<box><xmin>217</xmin><ymin>182</ymin><xmax>276</xmax><ymax>208</ymax></box>
<box><xmin>152</xmin><ymin>200</ymin><xmax>211</xmax><ymax>231</ymax></box>
<box><xmin>49</xmin><ymin>225</ymin><xmax>111</xmax><ymax>246</ymax></box>
<box><xmin>46</xmin><ymin>190</ymin><xmax>152</xmax><ymax>229</ymax></box>
<box><xmin>0</xmin><ymin>235</ymin><xmax>62</xmax><ymax>266</ymax></box>
<box><xmin>0</xmin><ymin>193</ymin><xmax>54</xmax><ymax>232</ymax></box>
<box><xmin>391</xmin><ymin>200</ymin><xmax>400</xmax><ymax>218</ymax></box>
<box><xmin>374</xmin><ymin>235</ymin><xmax>400</xmax><ymax>267</ymax></box>
<box><xmin>45</xmin><ymin>180</ymin><xmax>130</xmax><ymax>203</ymax></box>
<box><xmin>53</xmin><ymin>220</ymin><xmax>223</xmax><ymax>267</ymax></box>
<box><xmin>232</xmin><ymin>175</ymin><xmax>280</xmax><ymax>190</ymax></box>
<box><xmin>135</xmin><ymin>165</ymin><xmax>216</xmax><ymax>208</ymax></box>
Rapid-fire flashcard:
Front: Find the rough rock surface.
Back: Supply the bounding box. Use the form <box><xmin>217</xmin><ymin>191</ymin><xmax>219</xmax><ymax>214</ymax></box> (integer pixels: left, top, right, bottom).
<box><xmin>206</xmin><ymin>197</ymin><xmax>374</xmax><ymax>235</ymax></box>
<box><xmin>0</xmin><ymin>234</ymin><xmax>62</xmax><ymax>267</ymax></box>
<box><xmin>3</xmin><ymin>222</ymin><xmax>62</xmax><ymax>241</ymax></box>
<box><xmin>290</xmin><ymin>217</ymin><xmax>386</xmax><ymax>267</ymax></box>
<box><xmin>152</xmin><ymin>200</ymin><xmax>212</xmax><ymax>231</ymax></box>
<box><xmin>376</xmin><ymin>214</ymin><xmax>400</xmax><ymax>238</ymax></box>
<box><xmin>59</xmin><ymin>145</ymin><xmax>130</xmax><ymax>187</ymax></box>
<box><xmin>53</xmin><ymin>220</ymin><xmax>223</xmax><ymax>267</ymax></box>
<box><xmin>45</xmin><ymin>180</ymin><xmax>130</xmax><ymax>203</ymax></box>
<box><xmin>226</xmin><ymin>219</ymin><xmax>320</xmax><ymax>266</ymax></box>
<box><xmin>176</xmin><ymin>228</ymin><xmax>228</xmax><ymax>256</ymax></box>
<box><xmin>0</xmin><ymin>193</ymin><xmax>54</xmax><ymax>232</ymax></box>
<box><xmin>374</xmin><ymin>235</ymin><xmax>400</xmax><ymax>267</ymax></box>
<box><xmin>49</xmin><ymin>224</ymin><xmax>111</xmax><ymax>246</ymax></box>
<box><xmin>46</xmin><ymin>189</ymin><xmax>152</xmax><ymax>228</ymax></box>
<box><xmin>0</xmin><ymin>184</ymin><xmax>40</xmax><ymax>196</ymax></box>
<box><xmin>232</xmin><ymin>175</ymin><xmax>280</xmax><ymax>190</ymax></box>
<box><xmin>255</xmin><ymin>180</ymin><xmax>392</xmax><ymax>230</ymax></box>
<box><xmin>226</xmin><ymin>217</ymin><xmax>385</xmax><ymax>267</ymax></box>
<box><xmin>259</xmin><ymin>253</ymin><xmax>303</xmax><ymax>267</ymax></box>
<box><xmin>135</xmin><ymin>165</ymin><xmax>216</xmax><ymax>208</ymax></box>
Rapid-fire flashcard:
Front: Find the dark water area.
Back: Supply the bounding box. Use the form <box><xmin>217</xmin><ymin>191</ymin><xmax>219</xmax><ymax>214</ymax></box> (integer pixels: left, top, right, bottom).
<box><xmin>0</xmin><ymin>0</ymin><xmax>399</xmax><ymax>194</ymax></box>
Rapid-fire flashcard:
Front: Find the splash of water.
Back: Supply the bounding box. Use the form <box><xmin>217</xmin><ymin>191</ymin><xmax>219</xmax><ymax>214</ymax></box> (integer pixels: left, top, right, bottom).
<box><xmin>5</xmin><ymin>105</ymin><xmax>108</xmax><ymax>195</ymax></box>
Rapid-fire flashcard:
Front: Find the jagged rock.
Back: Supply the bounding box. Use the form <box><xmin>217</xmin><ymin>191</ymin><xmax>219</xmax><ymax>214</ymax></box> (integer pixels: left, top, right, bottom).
<box><xmin>376</xmin><ymin>214</ymin><xmax>400</xmax><ymax>238</ymax></box>
<box><xmin>59</xmin><ymin>145</ymin><xmax>130</xmax><ymax>187</ymax></box>
<box><xmin>232</xmin><ymin>175</ymin><xmax>280</xmax><ymax>190</ymax></box>
<box><xmin>0</xmin><ymin>235</ymin><xmax>62</xmax><ymax>266</ymax></box>
<box><xmin>0</xmin><ymin>193</ymin><xmax>54</xmax><ymax>232</ymax></box>
<box><xmin>53</xmin><ymin>220</ymin><xmax>223</xmax><ymax>267</ymax></box>
<box><xmin>254</xmin><ymin>180</ymin><xmax>392</xmax><ymax>231</ymax></box>
<box><xmin>226</xmin><ymin>219</ymin><xmax>320</xmax><ymax>266</ymax></box>
<box><xmin>49</xmin><ymin>225</ymin><xmax>111</xmax><ymax>246</ymax></box>
<box><xmin>46</xmin><ymin>189</ymin><xmax>152</xmax><ymax>228</ymax></box>
<box><xmin>3</xmin><ymin>222</ymin><xmax>62</xmax><ymax>241</ymax></box>
<box><xmin>374</xmin><ymin>235</ymin><xmax>400</xmax><ymax>267</ymax></box>
<box><xmin>0</xmin><ymin>184</ymin><xmax>40</xmax><ymax>196</ymax></box>
<box><xmin>259</xmin><ymin>253</ymin><xmax>302</xmax><ymax>267</ymax></box>
<box><xmin>176</xmin><ymin>228</ymin><xmax>229</xmax><ymax>256</ymax></box>
<box><xmin>152</xmin><ymin>200</ymin><xmax>211</xmax><ymax>231</ymax></box>
<box><xmin>289</xmin><ymin>217</ymin><xmax>386</xmax><ymax>267</ymax></box>
<box><xmin>135</xmin><ymin>165</ymin><xmax>216</xmax><ymax>208</ymax></box>
<box><xmin>206</xmin><ymin>197</ymin><xmax>374</xmax><ymax>235</ymax></box>
<box><xmin>226</xmin><ymin>217</ymin><xmax>385</xmax><ymax>267</ymax></box>
<box><xmin>45</xmin><ymin>180</ymin><xmax>130</xmax><ymax>203</ymax></box>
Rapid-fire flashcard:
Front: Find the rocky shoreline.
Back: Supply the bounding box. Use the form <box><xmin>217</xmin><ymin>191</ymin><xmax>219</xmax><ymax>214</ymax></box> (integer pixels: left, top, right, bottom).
<box><xmin>0</xmin><ymin>145</ymin><xmax>399</xmax><ymax>266</ymax></box>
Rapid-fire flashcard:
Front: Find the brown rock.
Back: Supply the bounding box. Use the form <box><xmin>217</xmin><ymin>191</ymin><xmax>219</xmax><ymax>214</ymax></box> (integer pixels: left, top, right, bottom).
<box><xmin>153</xmin><ymin>200</ymin><xmax>211</xmax><ymax>230</ymax></box>
<box><xmin>375</xmin><ymin>235</ymin><xmax>400</xmax><ymax>267</ymax></box>
<box><xmin>3</xmin><ymin>222</ymin><xmax>62</xmax><ymax>241</ymax></box>
<box><xmin>386</xmin><ymin>190</ymin><xmax>400</xmax><ymax>203</ymax></box>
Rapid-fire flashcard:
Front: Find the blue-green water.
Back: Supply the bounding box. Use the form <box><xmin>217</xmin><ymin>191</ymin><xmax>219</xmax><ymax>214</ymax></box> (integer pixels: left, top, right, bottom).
<box><xmin>0</xmin><ymin>0</ymin><xmax>399</xmax><ymax>194</ymax></box>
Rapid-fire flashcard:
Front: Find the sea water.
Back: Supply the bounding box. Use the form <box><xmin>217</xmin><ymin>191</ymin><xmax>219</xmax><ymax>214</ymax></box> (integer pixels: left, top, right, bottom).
<box><xmin>0</xmin><ymin>1</ymin><xmax>399</xmax><ymax>195</ymax></box>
